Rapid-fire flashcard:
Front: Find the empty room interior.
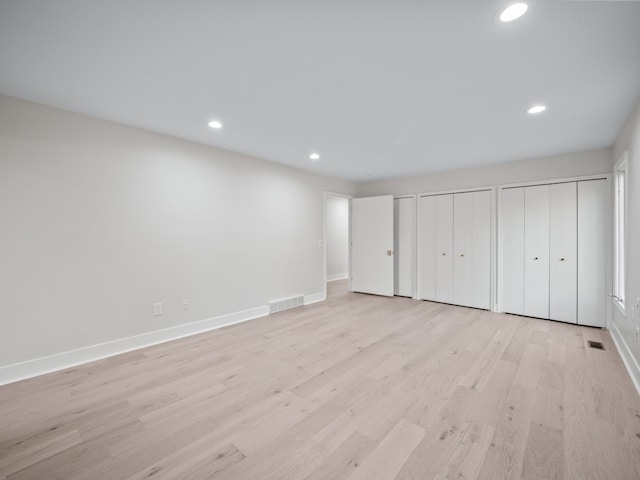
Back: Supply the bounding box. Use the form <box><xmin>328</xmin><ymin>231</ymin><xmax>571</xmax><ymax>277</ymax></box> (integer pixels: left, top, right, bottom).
<box><xmin>2</xmin><ymin>1</ymin><xmax>640</xmax><ymax>479</ymax></box>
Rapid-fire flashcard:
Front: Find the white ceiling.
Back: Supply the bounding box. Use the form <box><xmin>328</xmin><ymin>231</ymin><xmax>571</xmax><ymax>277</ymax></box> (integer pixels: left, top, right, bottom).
<box><xmin>1</xmin><ymin>1</ymin><xmax>639</xmax><ymax>182</ymax></box>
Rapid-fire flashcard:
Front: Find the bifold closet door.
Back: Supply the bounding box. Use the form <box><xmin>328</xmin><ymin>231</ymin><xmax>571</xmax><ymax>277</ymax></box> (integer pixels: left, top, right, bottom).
<box><xmin>549</xmin><ymin>182</ymin><xmax>577</xmax><ymax>323</ymax></box>
<box><xmin>472</xmin><ymin>190</ymin><xmax>492</xmax><ymax>309</ymax></box>
<box><xmin>524</xmin><ymin>185</ymin><xmax>550</xmax><ymax>319</ymax></box>
<box><xmin>435</xmin><ymin>194</ymin><xmax>454</xmax><ymax>304</ymax></box>
<box><xmin>453</xmin><ymin>192</ymin><xmax>473</xmax><ymax>307</ymax></box>
<box><xmin>394</xmin><ymin>197</ymin><xmax>414</xmax><ymax>297</ymax></box>
<box><xmin>578</xmin><ymin>179</ymin><xmax>607</xmax><ymax>327</ymax></box>
<box><xmin>419</xmin><ymin>195</ymin><xmax>437</xmax><ymax>301</ymax></box>
<box><xmin>501</xmin><ymin>187</ymin><xmax>525</xmax><ymax>315</ymax></box>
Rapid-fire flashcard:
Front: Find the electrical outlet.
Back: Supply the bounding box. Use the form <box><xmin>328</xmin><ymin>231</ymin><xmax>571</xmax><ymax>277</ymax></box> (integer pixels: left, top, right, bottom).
<box><xmin>153</xmin><ymin>302</ymin><xmax>163</xmax><ymax>316</ymax></box>
<box><xmin>182</xmin><ymin>299</ymin><xmax>189</xmax><ymax>310</ymax></box>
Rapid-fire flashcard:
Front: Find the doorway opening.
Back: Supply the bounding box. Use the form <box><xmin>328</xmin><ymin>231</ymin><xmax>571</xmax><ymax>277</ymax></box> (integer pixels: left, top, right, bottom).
<box><xmin>324</xmin><ymin>192</ymin><xmax>351</xmax><ymax>299</ymax></box>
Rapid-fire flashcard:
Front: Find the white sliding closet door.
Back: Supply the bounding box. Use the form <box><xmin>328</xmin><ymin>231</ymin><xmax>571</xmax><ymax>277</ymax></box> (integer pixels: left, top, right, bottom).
<box><xmin>524</xmin><ymin>185</ymin><xmax>550</xmax><ymax>319</ymax></box>
<box><xmin>578</xmin><ymin>179</ymin><xmax>607</xmax><ymax>327</ymax></box>
<box><xmin>351</xmin><ymin>195</ymin><xmax>394</xmax><ymax>296</ymax></box>
<box><xmin>472</xmin><ymin>190</ymin><xmax>492</xmax><ymax>310</ymax></box>
<box><xmin>419</xmin><ymin>196</ymin><xmax>437</xmax><ymax>301</ymax></box>
<box><xmin>435</xmin><ymin>194</ymin><xmax>454</xmax><ymax>303</ymax></box>
<box><xmin>394</xmin><ymin>197</ymin><xmax>414</xmax><ymax>297</ymax></box>
<box><xmin>502</xmin><ymin>188</ymin><xmax>525</xmax><ymax>315</ymax></box>
<box><xmin>549</xmin><ymin>182</ymin><xmax>577</xmax><ymax>323</ymax></box>
<box><xmin>453</xmin><ymin>192</ymin><xmax>473</xmax><ymax>307</ymax></box>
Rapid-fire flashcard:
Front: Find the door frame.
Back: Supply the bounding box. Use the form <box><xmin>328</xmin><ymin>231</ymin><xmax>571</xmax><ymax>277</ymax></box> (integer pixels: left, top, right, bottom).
<box><xmin>323</xmin><ymin>191</ymin><xmax>352</xmax><ymax>300</ymax></box>
<box><xmin>417</xmin><ymin>186</ymin><xmax>497</xmax><ymax>311</ymax></box>
<box><xmin>496</xmin><ymin>174</ymin><xmax>612</xmax><ymax>326</ymax></box>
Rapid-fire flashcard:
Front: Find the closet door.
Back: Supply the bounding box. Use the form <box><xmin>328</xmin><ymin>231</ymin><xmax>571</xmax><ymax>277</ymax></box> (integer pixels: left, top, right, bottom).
<box><xmin>578</xmin><ymin>179</ymin><xmax>607</xmax><ymax>327</ymax></box>
<box><xmin>502</xmin><ymin>187</ymin><xmax>525</xmax><ymax>315</ymax></box>
<box><xmin>472</xmin><ymin>190</ymin><xmax>492</xmax><ymax>309</ymax></box>
<box><xmin>419</xmin><ymin>195</ymin><xmax>437</xmax><ymax>301</ymax></box>
<box><xmin>524</xmin><ymin>185</ymin><xmax>550</xmax><ymax>319</ymax></box>
<box><xmin>549</xmin><ymin>182</ymin><xmax>577</xmax><ymax>323</ymax></box>
<box><xmin>394</xmin><ymin>197</ymin><xmax>414</xmax><ymax>297</ymax></box>
<box><xmin>453</xmin><ymin>192</ymin><xmax>473</xmax><ymax>307</ymax></box>
<box><xmin>435</xmin><ymin>194</ymin><xmax>454</xmax><ymax>303</ymax></box>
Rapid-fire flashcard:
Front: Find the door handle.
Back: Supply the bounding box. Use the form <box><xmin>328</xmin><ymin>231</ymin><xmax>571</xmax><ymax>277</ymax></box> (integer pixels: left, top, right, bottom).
<box><xmin>387</xmin><ymin>250</ymin><xmax>393</xmax><ymax>256</ymax></box>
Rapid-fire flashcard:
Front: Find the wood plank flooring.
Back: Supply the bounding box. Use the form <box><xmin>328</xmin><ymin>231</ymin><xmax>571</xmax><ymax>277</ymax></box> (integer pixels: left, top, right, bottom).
<box><xmin>1</xmin><ymin>280</ymin><xmax>640</xmax><ymax>479</ymax></box>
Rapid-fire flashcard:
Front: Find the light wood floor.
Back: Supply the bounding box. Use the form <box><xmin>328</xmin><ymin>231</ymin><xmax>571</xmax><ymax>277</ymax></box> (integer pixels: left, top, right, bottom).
<box><xmin>1</xmin><ymin>281</ymin><xmax>640</xmax><ymax>480</ymax></box>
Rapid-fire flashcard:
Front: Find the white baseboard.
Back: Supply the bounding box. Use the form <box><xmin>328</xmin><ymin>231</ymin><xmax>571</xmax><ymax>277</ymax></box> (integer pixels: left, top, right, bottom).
<box><xmin>0</xmin><ymin>305</ymin><xmax>269</xmax><ymax>387</ymax></box>
<box><xmin>304</xmin><ymin>291</ymin><xmax>326</xmax><ymax>305</ymax></box>
<box><xmin>609</xmin><ymin>320</ymin><xmax>640</xmax><ymax>396</ymax></box>
<box><xmin>327</xmin><ymin>273</ymin><xmax>349</xmax><ymax>282</ymax></box>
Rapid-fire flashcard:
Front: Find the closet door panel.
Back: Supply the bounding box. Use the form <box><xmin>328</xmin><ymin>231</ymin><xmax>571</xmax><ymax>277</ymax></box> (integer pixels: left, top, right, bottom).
<box><xmin>453</xmin><ymin>192</ymin><xmax>473</xmax><ymax>307</ymax></box>
<box><xmin>419</xmin><ymin>196</ymin><xmax>437</xmax><ymax>301</ymax></box>
<box><xmin>578</xmin><ymin>179</ymin><xmax>607</xmax><ymax>327</ymax></box>
<box><xmin>502</xmin><ymin>187</ymin><xmax>525</xmax><ymax>315</ymax></box>
<box><xmin>549</xmin><ymin>182</ymin><xmax>577</xmax><ymax>323</ymax></box>
<box><xmin>435</xmin><ymin>194</ymin><xmax>454</xmax><ymax>303</ymax></box>
<box><xmin>524</xmin><ymin>185</ymin><xmax>550</xmax><ymax>319</ymax></box>
<box><xmin>472</xmin><ymin>190</ymin><xmax>492</xmax><ymax>310</ymax></box>
<box><xmin>394</xmin><ymin>197</ymin><xmax>414</xmax><ymax>297</ymax></box>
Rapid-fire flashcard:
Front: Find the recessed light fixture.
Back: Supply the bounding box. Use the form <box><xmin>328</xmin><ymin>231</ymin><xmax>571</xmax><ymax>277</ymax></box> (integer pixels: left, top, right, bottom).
<box><xmin>208</xmin><ymin>120</ymin><xmax>223</xmax><ymax>129</ymax></box>
<box><xmin>527</xmin><ymin>105</ymin><xmax>547</xmax><ymax>115</ymax></box>
<box><xmin>500</xmin><ymin>2</ymin><xmax>528</xmax><ymax>22</ymax></box>
<box><xmin>309</xmin><ymin>153</ymin><xmax>320</xmax><ymax>161</ymax></box>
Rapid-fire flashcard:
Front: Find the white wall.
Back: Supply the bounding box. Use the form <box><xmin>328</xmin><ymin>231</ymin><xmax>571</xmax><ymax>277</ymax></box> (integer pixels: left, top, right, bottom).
<box><xmin>612</xmin><ymin>98</ymin><xmax>640</xmax><ymax>390</ymax></box>
<box><xmin>0</xmin><ymin>94</ymin><xmax>355</xmax><ymax>381</ymax></box>
<box><xmin>357</xmin><ymin>148</ymin><xmax>613</xmax><ymax>196</ymax></box>
<box><xmin>325</xmin><ymin>195</ymin><xmax>349</xmax><ymax>281</ymax></box>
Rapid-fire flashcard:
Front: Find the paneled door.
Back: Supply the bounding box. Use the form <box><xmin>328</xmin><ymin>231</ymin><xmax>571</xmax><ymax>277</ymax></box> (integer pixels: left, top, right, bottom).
<box><xmin>351</xmin><ymin>195</ymin><xmax>394</xmax><ymax>296</ymax></box>
<box><xmin>549</xmin><ymin>182</ymin><xmax>577</xmax><ymax>323</ymax></box>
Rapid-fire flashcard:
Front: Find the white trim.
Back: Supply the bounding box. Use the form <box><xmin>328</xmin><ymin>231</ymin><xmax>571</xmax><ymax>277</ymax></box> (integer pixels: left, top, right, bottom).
<box><xmin>327</xmin><ymin>273</ymin><xmax>349</xmax><ymax>282</ymax></box>
<box><xmin>0</xmin><ymin>305</ymin><xmax>269</xmax><ymax>387</ymax></box>
<box><xmin>609</xmin><ymin>320</ymin><xmax>640</xmax><ymax>396</ymax></box>
<box><xmin>498</xmin><ymin>173</ymin><xmax>609</xmax><ymax>191</ymax></box>
<box><xmin>304</xmin><ymin>291</ymin><xmax>327</xmax><ymax>305</ymax></box>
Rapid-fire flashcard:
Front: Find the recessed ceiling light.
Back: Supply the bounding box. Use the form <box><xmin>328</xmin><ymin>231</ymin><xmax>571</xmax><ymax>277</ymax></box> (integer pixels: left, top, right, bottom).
<box><xmin>208</xmin><ymin>120</ymin><xmax>223</xmax><ymax>129</ymax></box>
<box><xmin>500</xmin><ymin>3</ymin><xmax>528</xmax><ymax>22</ymax></box>
<box><xmin>527</xmin><ymin>105</ymin><xmax>547</xmax><ymax>115</ymax></box>
<box><xmin>309</xmin><ymin>153</ymin><xmax>320</xmax><ymax>161</ymax></box>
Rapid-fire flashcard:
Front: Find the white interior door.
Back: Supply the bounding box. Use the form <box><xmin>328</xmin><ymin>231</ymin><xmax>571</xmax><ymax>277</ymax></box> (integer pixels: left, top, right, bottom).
<box><xmin>524</xmin><ymin>185</ymin><xmax>550</xmax><ymax>319</ymax></box>
<box><xmin>419</xmin><ymin>195</ymin><xmax>437</xmax><ymax>301</ymax></box>
<box><xmin>502</xmin><ymin>187</ymin><xmax>525</xmax><ymax>315</ymax></box>
<box><xmin>436</xmin><ymin>194</ymin><xmax>454</xmax><ymax>303</ymax></box>
<box><xmin>549</xmin><ymin>182</ymin><xmax>577</xmax><ymax>323</ymax></box>
<box><xmin>351</xmin><ymin>195</ymin><xmax>394</xmax><ymax>296</ymax></box>
<box><xmin>394</xmin><ymin>197</ymin><xmax>414</xmax><ymax>297</ymax></box>
<box><xmin>578</xmin><ymin>179</ymin><xmax>607</xmax><ymax>327</ymax></box>
<box><xmin>472</xmin><ymin>190</ymin><xmax>492</xmax><ymax>310</ymax></box>
<box><xmin>453</xmin><ymin>192</ymin><xmax>473</xmax><ymax>307</ymax></box>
